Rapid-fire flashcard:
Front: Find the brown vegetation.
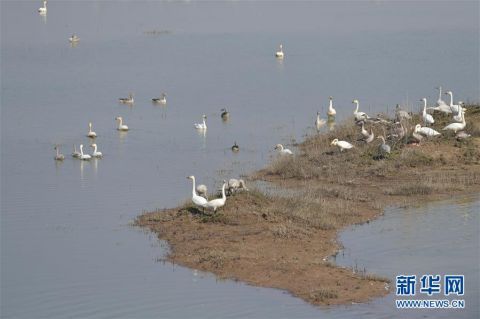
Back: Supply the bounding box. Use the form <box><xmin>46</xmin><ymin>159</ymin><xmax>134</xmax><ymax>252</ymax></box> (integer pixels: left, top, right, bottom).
<box><xmin>136</xmin><ymin>105</ymin><xmax>480</xmax><ymax>307</ymax></box>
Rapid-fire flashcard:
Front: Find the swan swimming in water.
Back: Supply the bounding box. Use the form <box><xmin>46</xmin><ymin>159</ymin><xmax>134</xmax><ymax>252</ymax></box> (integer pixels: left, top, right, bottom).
<box><xmin>87</xmin><ymin>122</ymin><xmax>97</xmax><ymax>138</ymax></box>
<box><xmin>415</xmin><ymin>124</ymin><xmax>441</xmax><ymax>137</ymax></box>
<box><xmin>275</xmin><ymin>44</ymin><xmax>284</xmax><ymax>59</ymax></box>
<box><xmin>90</xmin><ymin>143</ymin><xmax>103</xmax><ymax>158</ymax></box>
<box><xmin>38</xmin><ymin>0</ymin><xmax>47</xmax><ymax>13</ymax></box>
<box><xmin>315</xmin><ymin>112</ymin><xmax>326</xmax><ymax>130</ymax></box>
<box><xmin>326</xmin><ymin>96</ymin><xmax>336</xmax><ymax>118</ymax></box>
<box><xmin>206</xmin><ymin>181</ymin><xmax>227</xmax><ymax>212</ymax></box>
<box><xmin>152</xmin><ymin>93</ymin><xmax>167</xmax><ymax>104</ymax></box>
<box><xmin>274</xmin><ymin>144</ymin><xmax>293</xmax><ymax>155</ymax></box>
<box><xmin>194</xmin><ymin>115</ymin><xmax>207</xmax><ymax>130</ymax></box>
<box><xmin>352</xmin><ymin>99</ymin><xmax>370</xmax><ymax>121</ymax></box>
<box><xmin>421</xmin><ymin>98</ymin><xmax>434</xmax><ymax>126</ymax></box>
<box><xmin>119</xmin><ymin>93</ymin><xmax>134</xmax><ymax>104</ymax></box>
<box><xmin>54</xmin><ymin>145</ymin><xmax>64</xmax><ymax>161</ymax></box>
<box><xmin>331</xmin><ymin>138</ymin><xmax>354</xmax><ymax>152</ymax></box>
<box><xmin>115</xmin><ymin>116</ymin><xmax>129</xmax><ymax>131</ymax></box>
<box><xmin>187</xmin><ymin>176</ymin><xmax>208</xmax><ymax>210</ymax></box>
<box><xmin>79</xmin><ymin>144</ymin><xmax>91</xmax><ymax>160</ymax></box>
<box><xmin>71</xmin><ymin>144</ymin><xmax>81</xmax><ymax>158</ymax></box>
<box><xmin>69</xmin><ymin>34</ymin><xmax>80</xmax><ymax>43</ymax></box>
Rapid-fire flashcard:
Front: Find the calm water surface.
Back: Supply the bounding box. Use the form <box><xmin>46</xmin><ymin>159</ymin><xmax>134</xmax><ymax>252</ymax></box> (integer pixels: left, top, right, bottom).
<box><xmin>1</xmin><ymin>1</ymin><xmax>479</xmax><ymax>318</ymax></box>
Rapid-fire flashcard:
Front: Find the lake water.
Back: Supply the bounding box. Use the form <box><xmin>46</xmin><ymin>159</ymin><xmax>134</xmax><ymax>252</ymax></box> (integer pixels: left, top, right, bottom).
<box><xmin>1</xmin><ymin>1</ymin><xmax>479</xmax><ymax>318</ymax></box>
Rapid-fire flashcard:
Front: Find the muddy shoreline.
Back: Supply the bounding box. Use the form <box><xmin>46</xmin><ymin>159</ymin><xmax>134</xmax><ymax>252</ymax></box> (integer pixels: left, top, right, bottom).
<box><xmin>136</xmin><ymin>105</ymin><xmax>480</xmax><ymax>306</ymax></box>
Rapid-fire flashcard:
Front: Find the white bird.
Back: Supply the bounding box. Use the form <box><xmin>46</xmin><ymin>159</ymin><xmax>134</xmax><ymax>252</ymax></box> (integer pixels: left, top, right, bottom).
<box><xmin>456</xmin><ymin>131</ymin><xmax>471</xmax><ymax>140</ymax></box>
<box><xmin>69</xmin><ymin>34</ymin><xmax>80</xmax><ymax>43</ymax></box>
<box><xmin>453</xmin><ymin>107</ymin><xmax>465</xmax><ymax>123</ymax></box>
<box><xmin>331</xmin><ymin>138</ymin><xmax>354</xmax><ymax>152</ymax></box>
<box><xmin>115</xmin><ymin>116</ymin><xmax>129</xmax><ymax>131</ymax></box>
<box><xmin>71</xmin><ymin>144</ymin><xmax>81</xmax><ymax>158</ymax></box>
<box><xmin>274</xmin><ymin>144</ymin><xmax>293</xmax><ymax>155</ymax></box>
<box><xmin>194</xmin><ymin>115</ymin><xmax>207</xmax><ymax>130</ymax></box>
<box><xmin>227</xmin><ymin>178</ymin><xmax>248</xmax><ymax>195</ymax></box>
<box><xmin>54</xmin><ymin>145</ymin><xmax>64</xmax><ymax>161</ymax></box>
<box><xmin>38</xmin><ymin>0</ymin><xmax>47</xmax><ymax>13</ymax></box>
<box><xmin>275</xmin><ymin>44</ymin><xmax>284</xmax><ymax>59</ymax></box>
<box><xmin>196</xmin><ymin>184</ymin><xmax>208</xmax><ymax>199</ymax></box>
<box><xmin>90</xmin><ymin>143</ymin><xmax>103</xmax><ymax>158</ymax></box>
<box><xmin>377</xmin><ymin>136</ymin><xmax>391</xmax><ymax>154</ymax></box>
<box><xmin>421</xmin><ymin>98</ymin><xmax>434</xmax><ymax>126</ymax></box>
<box><xmin>152</xmin><ymin>93</ymin><xmax>166</xmax><ymax>104</ymax></box>
<box><xmin>427</xmin><ymin>87</ymin><xmax>452</xmax><ymax>114</ymax></box>
<box><xmin>442</xmin><ymin>109</ymin><xmax>466</xmax><ymax>133</ymax></box>
<box><xmin>87</xmin><ymin>122</ymin><xmax>97</xmax><ymax>138</ymax></box>
<box><xmin>360</xmin><ymin>123</ymin><xmax>370</xmax><ymax>138</ymax></box>
<box><xmin>326</xmin><ymin>96</ymin><xmax>336</xmax><ymax>118</ymax></box>
<box><xmin>315</xmin><ymin>112</ymin><xmax>326</xmax><ymax>130</ymax></box>
<box><xmin>436</xmin><ymin>86</ymin><xmax>448</xmax><ymax>107</ymax></box>
<box><xmin>352</xmin><ymin>99</ymin><xmax>370</xmax><ymax>121</ymax></box>
<box><xmin>119</xmin><ymin>93</ymin><xmax>134</xmax><ymax>104</ymax></box>
<box><xmin>206</xmin><ymin>181</ymin><xmax>227</xmax><ymax>212</ymax></box>
<box><xmin>395</xmin><ymin>104</ymin><xmax>411</xmax><ymax>121</ymax></box>
<box><xmin>445</xmin><ymin>91</ymin><xmax>462</xmax><ymax>114</ymax></box>
<box><xmin>365</xmin><ymin>128</ymin><xmax>375</xmax><ymax>143</ymax></box>
<box><xmin>187</xmin><ymin>176</ymin><xmax>208</xmax><ymax>210</ymax></box>
<box><xmin>415</xmin><ymin>124</ymin><xmax>441</xmax><ymax>137</ymax></box>
<box><xmin>79</xmin><ymin>144</ymin><xmax>92</xmax><ymax>160</ymax></box>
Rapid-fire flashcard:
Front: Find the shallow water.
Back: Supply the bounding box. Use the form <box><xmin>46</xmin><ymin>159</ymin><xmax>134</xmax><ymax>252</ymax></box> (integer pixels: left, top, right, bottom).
<box><xmin>1</xmin><ymin>1</ymin><xmax>479</xmax><ymax>318</ymax></box>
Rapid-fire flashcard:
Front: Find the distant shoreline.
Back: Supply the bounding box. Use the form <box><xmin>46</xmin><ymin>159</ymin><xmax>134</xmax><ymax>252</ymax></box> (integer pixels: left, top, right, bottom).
<box><xmin>136</xmin><ymin>105</ymin><xmax>480</xmax><ymax>306</ymax></box>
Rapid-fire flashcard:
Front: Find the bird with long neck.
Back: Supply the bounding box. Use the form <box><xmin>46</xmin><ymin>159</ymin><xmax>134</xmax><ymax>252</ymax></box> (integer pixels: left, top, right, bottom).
<box><xmin>206</xmin><ymin>181</ymin><xmax>227</xmax><ymax>212</ymax></box>
<box><xmin>187</xmin><ymin>176</ymin><xmax>208</xmax><ymax>210</ymax></box>
<box><xmin>327</xmin><ymin>96</ymin><xmax>336</xmax><ymax>117</ymax></box>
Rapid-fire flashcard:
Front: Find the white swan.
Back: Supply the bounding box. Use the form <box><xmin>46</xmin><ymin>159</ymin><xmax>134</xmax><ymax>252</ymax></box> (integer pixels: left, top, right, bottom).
<box><xmin>352</xmin><ymin>99</ymin><xmax>369</xmax><ymax>121</ymax></box>
<box><xmin>274</xmin><ymin>144</ymin><xmax>293</xmax><ymax>155</ymax></box>
<box><xmin>421</xmin><ymin>98</ymin><xmax>434</xmax><ymax>126</ymax></box>
<box><xmin>453</xmin><ymin>107</ymin><xmax>465</xmax><ymax>123</ymax></box>
<box><xmin>427</xmin><ymin>87</ymin><xmax>451</xmax><ymax>114</ymax></box>
<box><xmin>79</xmin><ymin>144</ymin><xmax>91</xmax><ymax>160</ymax></box>
<box><xmin>71</xmin><ymin>144</ymin><xmax>81</xmax><ymax>158</ymax></box>
<box><xmin>87</xmin><ymin>122</ymin><xmax>97</xmax><ymax>138</ymax></box>
<box><xmin>119</xmin><ymin>93</ymin><xmax>134</xmax><ymax>104</ymax></box>
<box><xmin>365</xmin><ymin>128</ymin><xmax>375</xmax><ymax>143</ymax></box>
<box><xmin>227</xmin><ymin>179</ymin><xmax>248</xmax><ymax>195</ymax></box>
<box><xmin>442</xmin><ymin>109</ymin><xmax>466</xmax><ymax>133</ymax></box>
<box><xmin>187</xmin><ymin>176</ymin><xmax>208</xmax><ymax>210</ymax></box>
<box><xmin>54</xmin><ymin>145</ymin><xmax>64</xmax><ymax>161</ymax></box>
<box><xmin>275</xmin><ymin>44</ymin><xmax>284</xmax><ymax>59</ymax></box>
<box><xmin>196</xmin><ymin>184</ymin><xmax>208</xmax><ymax>199</ymax></box>
<box><xmin>436</xmin><ymin>86</ymin><xmax>448</xmax><ymax>107</ymax></box>
<box><xmin>69</xmin><ymin>34</ymin><xmax>80</xmax><ymax>43</ymax></box>
<box><xmin>360</xmin><ymin>123</ymin><xmax>369</xmax><ymax>138</ymax></box>
<box><xmin>115</xmin><ymin>116</ymin><xmax>129</xmax><ymax>131</ymax></box>
<box><xmin>38</xmin><ymin>0</ymin><xmax>47</xmax><ymax>13</ymax></box>
<box><xmin>90</xmin><ymin>143</ymin><xmax>103</xmax><ymax>158</ymax></box>
<box><xmin>326</xmin><ymin>96</ymin><xmax>336</xmax><ymax>117</ymax></box>
<box><xmin>331</xmin><ymin>138</ymin><xmax>354</xmax><ymax>151</ymax></box>
<box><xmin>445</xmin><ymin>91</ymin><xmax>462</xmax><ymax>114</ymax></box>
<box><xmin>315</xmin><ymin>112</ymin><xmax>326</xmax><ymax>130</ymax></box>
<box><xmin>395</xmin><ymin>104</ymin><xmax>411</xmax><ymax>121</ymax></box>
<box><xmin>206</xmin><ymin>181</ymin><xmax>227</xmax><ymax>212</ymax></box>
<box><xmin>194</xmin><ymin>115</ymin><xmax>207</xmax><ymax>130</ymax></box>
<box><xmin>415</xmin><ymin>124</ymin><xmax>441</xmax><ymax>137</ymax></box>
<box><xmin>152</xmin><ymin>93</ymin><xmax>166</xmax><ymax>104</ymax></box>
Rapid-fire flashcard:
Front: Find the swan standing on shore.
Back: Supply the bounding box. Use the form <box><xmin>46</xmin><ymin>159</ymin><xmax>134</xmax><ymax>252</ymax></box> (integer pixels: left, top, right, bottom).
<box><xmin>360</xmin><ymin>123</ymin><xmax>370</xmax><ymax>139</ymax></box>
<box><xmin>445</xmin><ymin>91</ymin><xmax>462</xmax><ymax>115</ymax></box>
<box><xmin>71</xmin><ymin>144</ymin><xmax>81</xmax><ymax>158</ymax></box>
<box><xmin>427</xmin><ymin>87</ymin><xmax>451</xmax><ymax>114</ymax></box>
<box><xmin>152</xmin><ymin>93</ymin><xmax>167</xmax><ymax>104</ymax></box>
<box><xmin>194</xmin><ymin>115</ymin><xmax>207</xmax><ymax>130</ymax></box>
<box><xmin>442</xmin><ymin>109</ymin><xmax>466</xmax><ymax>133</ymax></box>
<box><xmin>187</xmin><ymin>176</ymin><xmax>208</xmax><ymax>210</ymax></box>
<box><xmin>196</xmin><ymin>184</ymin><xmax>208</xmax><ymax>199</ymax></box>
<box><xmin>115</xmin><ymin>117</ymin><xmax>129</xmax><ymax>131</ymax></box>
<box><xmin>352</xmin><ymin>99</ymin><xmax>369</xmax><ymax>121</ymax></box>
<box><xmin>436</xmin><ymin>86</ymin><xmax>448</xmax><ymax>107</ymax></box>
<box><xmin>79</xmin><ymin>144</ymin><xmax>91</xmax><ymax>160</ymax></box>
<box><xmin>206</xmin><ymin>181</ymin><xmax>227</xmax><ymax>212</ymax></box>
<box><xmin>119</xmin><ymin>93</ymin><xmax>134</xmax><ymax>104</ymax></box>
<box><xmin>87</xmin><ymin>122</ymin><xmax>97</xmax><ymax>138</ymax></box>
<box><xmin>315</xmin><ymin>112</ymin><xmax>326</xmax><ymax>130</ymax></box>
<box><xmin>395</xmin><ymin>104</ymin><xmax>411</xmax><ymax>121</ymax></box>
<box><xmin>327</xmin><ymin>96</ymin><xmax>336</xmax><ymax>118</ymax></box>
<box><xmin>365</xmin><ymin>128</ymin><xmax>375</xmax><ymax>143</ymax></box>
<box><xmin>275</xmin><ymin>44</ymin><xmax>284</xmax><ymax>58</ymax></box>
<box><xmin>331</xmin><ymin>139</ymin><xmax>354</xmax><ymax>152</ymax></box>
<box><xmin>274</xmin><ymin>144</ymin><xmax>293</xmax><ymax>155</ymax></box>
<box><xmin>90</xmin><ymin>143</ymin><xmax>103</xmax><ymax>158</ymax></box>
<box><xmin>453</xmin><ymin>106</ymin><xmax>465</xmax><ymax>123</ymax></box>
<box><xmin>54</xmin><ymin>145</ymin><xmax>64</xmax><ymax>161</ymax></box>
<box><xmin>415</xmin><ymin>124</ymin><xmax>441</xmax><ymax>137</ymax></box>
<box><xmin>421</xmin><ymin>98</ymin><xmax>434</xmax><ymax>126</ymax></box>
<box><xmin>38</xmin><ymin>0</ymin><xmax>47</xmax><ymax>13</ymax></box>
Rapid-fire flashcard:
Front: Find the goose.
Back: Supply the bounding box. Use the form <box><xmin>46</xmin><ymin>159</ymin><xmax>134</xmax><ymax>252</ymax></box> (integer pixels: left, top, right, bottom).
<box><xmin>54</xmin><ymin>145</ymin><xmax>65</xmax><ymax>161</ymax></box>
<box><xmin>90</xmin><ymin>143</ymin><xmax>103</xmax><ymax>158</ymax></box>
<box><xmin>221</xmin><ymin>108</ymin><xmax>230</xmax><ymax>120</ymax></box>
<box><xmin>152</xmin><ymin>93</ymin><xmax>167</xmax><ymax>104</ymax></box>
<box><xmin>69</xmin><ymin>34</ymin><xmax>80</xmax><ymax>43</ymax></box>
<box><xmin>326</xmin><ymin>96</ymin><xmax>336</xmax><ymax>118</ymax></box>
<box><xmin>38</xmin><ymin>0</ymin><xmax>47</xmax><ymax>13</ymax></box>
<box><xmin>231</xmin><ymin>141</ymin><xmax>239</xmax><ymax>152</ymax></box>
<box><xmin>196</xmin><ymin>184</ymin><xmax>208</xmax><ymax>199</ymax></box>
<box><xmin>360</xmin><ymin>123</ymin><xmax>370</xmax><ymax>138</ymax></box>
<box><xmin>206</xmin><ymin>181</ymin><xmax>227</xmax><ymax>212</ymax></box>
<box><xmin>275</xmin><ymin>44</ymin><xmax>284</xmax><ymax>58</ymax></box>
<box><xmin>187</xmin><ymin>176</ymin><xmax>208</xmax><ymax>210</ymax></box>
<box><xmin>442</xmin><ymin>109</ymin><xmax>466</xmax><ymax>133</ymax></box>
<box><xmin>395</xmin><ymin>104</ymin><xmax>411</xmax><ymax>121</ymax></box>
<box><xmin>444</xmin><ymin>91</ymin><xmax>462</xmax><ymax>114</ymax></box>
<box><xmin>274</xmin><ymin>144</ymin><xmax>293</xmax><ymax>155</ymax></box>
<box><xmin>365</xmin><ymin>128</ymin><xmax>375</xmax><ymax>143</ymax></box>
<box><xmin>331</xmin><ymin>138</ymin><xmax>354</xmax><ymax>152</ymax></box>
<box><xmin>71</xmin><ymin>144</ymin><xmax>81</xmax><ymax>158</ymax></box>
<box><xmin>420</xmin><ymin>98</ymin><xmax>434</xmax><ymax>126</ymax></box>
<box><xmin>415</xmin><ymin>124</ymin><xmax>441</xmax><ymax>137</ymax></box>
<box><xmin>79</xmin><ymin>144</ymin><xmax>91</xmax><ymax>160</ymax></box>
<box><xmin>115</xmin><ymin>116</ymin><xmax>129</xmax><ymax>131</ymax></box>
<box><xmin>352</xmin><ymin>99</ymin><xmax>370</xmax><ymax>121</ymax></box>
<box><xmin>315</xmin><ymin>112</ymin><xmax>326</xmax><ymax>130</ymax></box>
<box><xmin>194</xmin><ymin>115</ymin><xmax>207</xmax><ymax>130</ymax></box>
<box><xmin>227</xmin><ymin>178</ymin><xmax>248</xmax><ymax>195</ymax></box>
<box><xmin>377</xmin><ymin>136</ymin><xmax>391</xmax><ymax>154</ymax></box>
<box><xmin>119</xmin><ymin>93</ymin><xmax>134</xmax><ymax>104</ymax></box>
<box><xmin>87</xmin><ymin>122</ymin><xmax>97</xmax><ymax>138</ymax></box>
